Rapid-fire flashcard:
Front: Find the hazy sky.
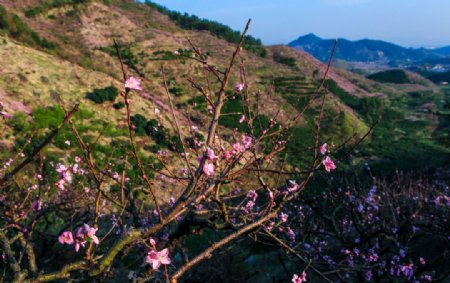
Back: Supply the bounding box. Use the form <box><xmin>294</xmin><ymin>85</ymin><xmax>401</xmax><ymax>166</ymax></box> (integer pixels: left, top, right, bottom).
<box><xmin>147</xmin><ymin>0</ymin><xmax>450</xmax><ymax>48</ymax></box>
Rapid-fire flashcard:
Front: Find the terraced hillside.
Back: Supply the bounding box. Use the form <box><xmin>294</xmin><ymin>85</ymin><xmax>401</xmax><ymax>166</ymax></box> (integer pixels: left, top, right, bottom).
<box><xmin>0</xmin><ymin>0</ymin><xmax>448</xmax><ymax>174</ymax></box>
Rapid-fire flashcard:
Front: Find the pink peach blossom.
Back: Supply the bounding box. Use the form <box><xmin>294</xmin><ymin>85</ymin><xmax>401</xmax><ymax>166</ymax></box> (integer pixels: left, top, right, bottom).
<box><xmin>58</xmin><ymin>231</ymin><xmax>74</xmax><ymax>245</ymax></box>
<box><xmin>241</xmin><ymin>135</ymin><xmax>252</xmax><ymax>149</ymax></box>
<box><xmin>322</xmin><ymin>156</ymin><xmax>336</xmax><ymax>172</ymax></box>
<box><xmin>287</xmin><ymin>180</ymin><xmax>299</xmax><ymax>192</ymax></box>
<box><xmin>83</xmin><ymin>224</ymin><xmax>99</xmax><ymax>244</ymax></box>
<box><xmin>247</xmin><ymin>190</ymin><xmax>258</xmax><ymax>201</ymax></box>
<box><xmin>224</xmin><ymin>151</ymin><xmax>232</xmax><ymax>159</ymax></box>
<box><xmin>292</xmin><ymin>272</ymin><xmax>307</xmax><ymax>283</ymax></box>
<box><xmin>74</xmin><ymin>227</ymin><xmax>86</xmax><ymax>252</ymax></box>
<box><xmin>319</xmin><ymin>143</ymin><xmax>327</xmax><ymax>155</ymax></box>
<box><xmin>203</xmin><ymin>162</ymin><xmax>215</xmax><ymax>176</ymax></box>
<box><xmin>280</xmin><ymin>212</ymin><xmax>288</xmax><ymax>223</ymax></box>
<box><xmin>145</xmin><ymin>248</ymin><xmax>171</xmax><ymax>270</ymax></box>
<box><xmin>245</xmin><ymin>200</ymin><xmax>255</xmax><ymax>209</ymax></box>
<box><xmin>207</xmin><ymin>148</ymin><xmax>217</xmax><ymax>160</ymax></box>
<box><xmin>125</xmin><ymin>77</ymin><xmax>142</xmax><ymax>91</ymax></box>
<box><xmin>235</xmin><ymin>83</ymin><xmax>245</xmax><ymax>93</ymax></box>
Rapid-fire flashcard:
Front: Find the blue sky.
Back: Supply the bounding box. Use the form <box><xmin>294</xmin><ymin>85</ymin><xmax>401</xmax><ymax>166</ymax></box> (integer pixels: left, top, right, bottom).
<box><xmin>146</xmin><ymin>0</ymin><xmax>450</xmax><ymax>48</ymax></box>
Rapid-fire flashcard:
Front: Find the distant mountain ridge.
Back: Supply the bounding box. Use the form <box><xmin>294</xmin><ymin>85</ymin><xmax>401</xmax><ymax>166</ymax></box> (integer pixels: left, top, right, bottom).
<box><xmin>288</xmin><ymin>33</ymin><xmax>447</xmax><ymax>64</ymax></box>
<box><xmin>434</xmin><ymin>46</ymin><xmax>450</xmax><ymax>56</ymax></box>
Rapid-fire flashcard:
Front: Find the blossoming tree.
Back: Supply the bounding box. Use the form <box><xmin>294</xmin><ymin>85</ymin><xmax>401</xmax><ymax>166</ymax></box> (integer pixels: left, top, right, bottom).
<box><xmin>0</xmin><ymin>20</ymin><xmax>381</xmax><ymax>283</ymax></box>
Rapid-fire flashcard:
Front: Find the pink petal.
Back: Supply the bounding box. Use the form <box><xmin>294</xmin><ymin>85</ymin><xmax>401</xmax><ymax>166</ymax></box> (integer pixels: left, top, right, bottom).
<box><xmin>152</xmin><ymin>259</ymin><xmax>160</xmax><ymax>270</ymax></box>
<box><xmin>91</xmin><ymin>235</ymin><xmax>99</xmax><ymax>244</ymax></box>
<box><xmin>160</xmin><ymin>256</ymin><xmax>171</xmax><ymax>265</ymax></box>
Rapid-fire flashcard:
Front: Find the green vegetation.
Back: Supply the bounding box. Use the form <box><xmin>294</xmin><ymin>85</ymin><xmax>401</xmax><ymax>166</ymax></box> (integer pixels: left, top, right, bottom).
<box><xmin>86</xmin><ymin>86</ymin><xmax>119</xmax><ymax>104</ymax></box>
<box><xmin>367</xmin><ymin>69</ymin><xmax>411</xmax><ymax>84</ymax></box>
<box><xmin>131</xmin><ymin>114</ymin><xmax>183</xmax><ymax>152</ymax></box>
<box><xmin>325</xmin><ymin>79</ymin><xmax>360</xmax><ymax>108</ymax></box>
<box><xmin>0</xmin><ymin>5</ymin><xmax>56</xmax><ymax>50</ymax></box>
<box><xmin>152</xmin><ymin>49</ymin><xmax>194</xmax><ymax>60</ymax></box>
<box><xmin>144</xmin><ymin>1</ymin><xmax>267</xmax><ymax>57</ymax></box>
<box><xmin>7</xmin><ymin>106</ymin><xmax>162</xmax><ymax>182</ymax></box>
<box><xmin>325</xmin><ymin>79</ymin><xmax>383</xmax><ymax>124</ymax></box>
<box><xmin>273</xmin><ymin>54</ymin><xmax>297</xmax><ymax>68</ymax></box>
<box><xmin>113</xmin><ymin>102</ymin><xmax>125</xmax><ymax>110</ymax></box>
<box><xmin>166</xmin><ymin>78</ymin><xmax>186</xmax><ymax>97</ymax></box>
<box><xmin>24</xmin><ymin>0</ymin><xmax>90</xmax><ymax>18</ymax></box>
<box><xmin>426</xmin><ymin>71</ymin><xmax>450</xmax><ymax>84</ymax></box>
<box><xmin>99</xmin><ymin>45</ymin><xmax>140</xmax><ymax>74</ymax></box>
<box><xmin>273</xmin><ymin>76</ymin><xmax>318</xmax><ymax>110</ymax></box>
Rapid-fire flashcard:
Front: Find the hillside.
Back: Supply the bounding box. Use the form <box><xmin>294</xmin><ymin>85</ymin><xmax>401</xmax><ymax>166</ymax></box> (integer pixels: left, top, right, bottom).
<box><xmin>0</xmin><ymin>0</ymin><xmax>377</xmax><ymax>165</ymax></box>
<box><xmin>0</xmin><ymin>0</ymin><xmax>448</xmax><ymax>174</ymax></box>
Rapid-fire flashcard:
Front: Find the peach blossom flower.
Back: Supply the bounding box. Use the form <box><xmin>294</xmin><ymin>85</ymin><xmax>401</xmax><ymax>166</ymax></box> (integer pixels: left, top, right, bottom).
<box><xmin>207</xmin><ymin>148</ymin><xmax>217</xmax><ymax>160</ymax></box>
<box><xmin>224</xmin><ymin>151</ymin><xmax>232</xmax><ymax>159</ymax></box>
<box><xmin>203</xmin><ymin>162</ymin><xmax>215</xmax><ymax>176</ymax></box>
<box><xmin>83</xmin><ymin>224</ymin><xmax>99</xmax><ymax>244</ymax></box>
<box><xmin>146</xmin><ymin>248</ymin><xmax>171</xmax><ymax>270</ymax></box>
<box><xmin>74</xmin><ymin>227</ymin><xmax>86</xmax><ymax>252</ymax></box>
<box><xmin>292</xmin><ymin>272</ymin><xmax>307</xmax><ymax>283</ymax></box>
<box><xmin>319</xmin><ymin>143</ymin><xmax>327</xmax><ymax>155</ymax></box>
<box><xmin>322</xmin><ymin>156</ymin><xmax>336</xmax><ymax>172</ymax></box>
<box><xmin>247</xmin><ymin>190</ymin><xmax>258</xmax><ymax>201</ymax></box>
<box><xmin>125</xmin><ymin>77</ymin><xmax>142</xmax><ymax>91</ymax></box>
<box><xmin>58</xmin><ymin>231</ymin><xmax>74</xmax><ymax>245</ymax></box>
<box><xmin>235</xmin><ymin>83</ymin><xmax>245</xmax><ymax>93</ymax></box>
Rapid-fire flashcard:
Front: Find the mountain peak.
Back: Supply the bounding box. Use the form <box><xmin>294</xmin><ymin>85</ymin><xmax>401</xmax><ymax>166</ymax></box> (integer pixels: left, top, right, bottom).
<box><xmin>297</xmin><ymin>33</ymin><xmax>322</xmax><ymax>41</ymax></box>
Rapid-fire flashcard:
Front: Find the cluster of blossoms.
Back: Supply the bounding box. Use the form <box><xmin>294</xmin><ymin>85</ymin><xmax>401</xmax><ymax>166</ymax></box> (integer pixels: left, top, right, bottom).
<box><xmin>201</xmin><ymin>135</ymin><xmax>253</xmax><ymax>177</ymax></box>
<box><xmin>291</xmin><ymin>272</ymin><xmax>307</xmax><ymax>283</ymax></box>
<box><xmin>145</xmin><ymin>238</ymin><xmax>171</xmax><ymax>270</ymax></box>
<box><xmin>55</xmin><ymin>164</ymin><xmax>73</xmax><ymax>190</ymax></box>
<box><xmin>267</xmin><ymin>172</ymin><xmax>448</xmax><ymax>282</ymax></box>
<box><xmin>58</xmin><ymin>224</ymin><xmax>99</xmax><ymax>252</ymax></box>
<box><xmin>286</xmin><ymin>180</ymin><xmax>299</xmax><ymax>193</ymax></box>
<box><xmin>202</xmin><ymin>148</ymin><xmax>216</xmax><ymax>177</ymax></box>
<box><xmin>242</xmin><ymin>190</ymin><xmax>258</xmax><ymax>213</ymax></box>
<box><xmin>54</xmin><ymin>157</ymin><xmax>85</xmax><ymax>190</ymax></box>
<box><xmin>319</xmin><ymin>143</ymin><xmax>336</xmax><ymax>172</ymax></box>
<box><xmin>3</xmin><ymin>158</ymin><xmax>13</xmax><ymax>169</ymax></box>
<box><xmin>223</xmin><ymin>135</ymin><xmax>252</xmax><ymax>160</ymax></box>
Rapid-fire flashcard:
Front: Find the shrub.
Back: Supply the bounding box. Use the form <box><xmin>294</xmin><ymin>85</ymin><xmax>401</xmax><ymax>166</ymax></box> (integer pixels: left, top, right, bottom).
<box><xmin>426</xmin><ymin>71</ymin><xmax>450</xmax><ymax>84</ymax></box>
<box><xmin>86</xmin><ymin>86</ymin><xmax>119</xmax><ymax>104</ymax></box>
<box><xmin>367</xmin><ymin>69</ymin><xmax>411</xmax><ymax>84</ymax></box>
<box><xmin>273</xmin><ymin>54</ymin><xmax>297</xmax><ymax>67</ymax></box>
<box><xmin>113</xmin><ymin>102</ymin><xmax>125</xmax><ymax>110</ymax></box>
<box><xmin>131</xmin><ymin>114</ymin><xmax>148</xmax><ymax>136</ymax></box>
